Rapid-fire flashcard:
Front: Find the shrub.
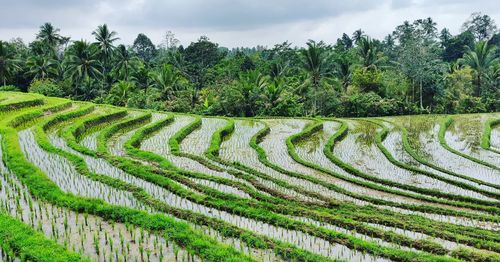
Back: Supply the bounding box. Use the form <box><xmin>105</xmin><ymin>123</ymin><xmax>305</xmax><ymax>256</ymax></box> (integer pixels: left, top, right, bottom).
<box><xmin>105</xmin><ymin>80</ymin><xmax>136</xmax><ymax>107</ymax></box>
<box><xmin>456</xmin><ymin>95</ymin><xmax>487</xmax><ymax>113</ymax></box>
<box><xmin>343</xmin><ymin>91</ymin><xmax>404</xmax><ymax>117</ymax></box>
<box><xmin>127</xmin><ymin>87</ymin><xmax>164</xmax><ymax>110</ymax></box>
<box><xmin>0</xmin><ymin>85</ymin><xmax>20</xmax><ymax>92</ymax></box>
<box><xmin>266</xmin><ymin>90</ymin><xmax>304</xmax><ymax>117</ymax></box>
<box><xmin>352</xmin><ymin>67</ymin><xmax>382</xmax><ymax>94</ymax></box>
<box><xmin>164</xmin><ymin>89</ymin><xmax>194</xmax><ymax>112</ymax></box>
<box><xmin>28</xmin><ymin>78</ymin><xmax>64</xmax><ymax>97</ymax></box>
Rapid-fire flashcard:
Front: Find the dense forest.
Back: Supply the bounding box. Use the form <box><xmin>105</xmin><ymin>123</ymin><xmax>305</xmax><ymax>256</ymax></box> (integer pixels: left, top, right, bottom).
<box><xmin>0</xmin><ymin>12</ymin><xmax>498</xmax><ymax>117</ymax></box>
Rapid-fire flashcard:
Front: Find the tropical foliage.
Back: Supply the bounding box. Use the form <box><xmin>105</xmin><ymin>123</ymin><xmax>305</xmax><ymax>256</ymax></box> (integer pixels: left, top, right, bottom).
<box><xmin>0</xmin><ymin>13</ymin><xmax>498</xmax><ymax>117</ymax></box>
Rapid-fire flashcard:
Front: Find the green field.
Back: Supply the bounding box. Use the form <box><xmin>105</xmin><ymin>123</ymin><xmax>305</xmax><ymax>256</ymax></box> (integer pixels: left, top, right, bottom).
<box><xmin>0</xmin><ymin>91</ymin><xmax>499</xmax><ymax>262</ymax></box>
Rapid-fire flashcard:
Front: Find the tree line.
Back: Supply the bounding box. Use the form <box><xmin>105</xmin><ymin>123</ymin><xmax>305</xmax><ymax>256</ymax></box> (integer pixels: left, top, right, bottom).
<box><xmin>0</xmin><ymin>12</ymin><xmax>498</xmax><ymax>117</ymax></box>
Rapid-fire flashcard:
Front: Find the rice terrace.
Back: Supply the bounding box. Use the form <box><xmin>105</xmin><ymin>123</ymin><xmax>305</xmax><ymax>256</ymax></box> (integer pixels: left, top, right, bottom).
<box><xmin>0</xmin><ymin>91</ymin><xmax>498</xmax><ymax>262</ymax></box>
<box><xmin>0</xmin><ymin>1</ymin><xmax>500</xmax><ymax>261</ymax></box>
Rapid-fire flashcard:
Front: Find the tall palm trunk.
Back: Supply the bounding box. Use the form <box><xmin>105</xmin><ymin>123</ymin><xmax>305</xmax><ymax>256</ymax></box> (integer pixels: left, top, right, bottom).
<box><xmin>411</xmin><ymin>80</ymin><xmax>415</xmax><ymax>103</ymax></box>
<box><xmin>419</xmin><ymin>79</ymin><xmax>423</xmax><ymax>110</ymax></box>
<box><xmin>102</xmin><ymin>66</ymin><xmax>106</xmax><ymax>91</ymax></box>
<box><xmin>476</xmin><ymin>74</ymin><xmax>481</xmax><ymax>97</ymax></box>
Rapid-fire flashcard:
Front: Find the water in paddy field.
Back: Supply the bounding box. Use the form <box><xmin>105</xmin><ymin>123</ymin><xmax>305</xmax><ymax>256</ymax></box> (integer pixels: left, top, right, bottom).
<box><xmin>381</xmin><ymin>120</ymin><xmax>500</xmax><ymax>196</ymax></box>
<box><xmin>400</xmin><ymin>117</ymin><xmax>499</xmax><ymax>185</ymax></box>
<box><xmin>491</xmin><ymin>126</ymin><xmax>500</xmax><ymax>150</ymax></box>
<box><xmin>259</xmin><ymin>119</ymin><xmax>498</xmax><ymax>228</ymax></box>
<box><xmin>336</xmin><ymin>120</ymin><xmax>495</xmax><ymax>201</ymax></box>
<box><xmin>445</xmin><ymin>114</ymin><xmax>500</xmax><ymax>166</ymax></box>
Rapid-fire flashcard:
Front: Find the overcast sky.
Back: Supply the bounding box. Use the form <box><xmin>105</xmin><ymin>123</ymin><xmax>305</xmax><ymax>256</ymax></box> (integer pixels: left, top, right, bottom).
<box><xmin>0</xmin><ymin>0</ymin><xmax>498</xmax><ymax>48</ymax></box>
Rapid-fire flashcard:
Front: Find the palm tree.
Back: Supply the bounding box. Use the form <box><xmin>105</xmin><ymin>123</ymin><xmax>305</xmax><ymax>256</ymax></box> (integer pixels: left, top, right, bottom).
<box><xmin>36</xmin><ymin>23</ymin><xmax>62</xmax><ymax>54</ymax></box>
<box><xmin>334</xmin><ymin>55</ymin><xmax>353</xmax><ymax>91</ymax></box>
<box><xmin>92</xmin><ymin>24</ymin><xmax>119</xmax><ymax>89</ymax></box>
<box><xmin>26</xmin><ymin>55</ymin><xmax>58</xmax><ymax>79</ymax></box>
<box><xmin>269</xmin><ymin>62</ymin><xmax>288</xmax><ymax>80</ymax></box>
<box><xmin>0</xmin><ymin>41</ymin><xmax>19</xmax><ymax>86</ymax></box>
<box><xmin>352</xmin><ymin>29</ymin><xmax>365</xmax><ymax>45</ymax></box>
<box><xmin>300</xmin><ymin>40</ymin><xmax>329</xmax><ymax>86</ymax></box>
<box><xmin>92</xmin><ymin>24</ymin><xmax>119</xmax><ymax>63</ymax></box>
<box><xmin>64</xmin><ymin>40</ymin><xmax>102</xmax><ymax>93</ymax></box>
<box><xmin>264</xmin><ymin>77</ymin><xmax>284</xmax><ymax>111</ymax></box>
<box><xmin>148</xmin><ymin>64</ymin><xmax>186</xmax><ymax>99</ymax></box>
<box><xmin>238</xmin><ymin>70</ymin><xmax>268</xmax><ymax>116</ymax></box>
<box><xmin>357</xmin><ymin>37</ymin><xmax>383</xmax><ymax>68</ymax></box>
<box><xmin>418</xmin><ymin>17</ymin><xmax>437</xmax><ymax>38</ymax></box>
<box><xmin>459</xmin><ymin>41</ymin><xmax>498</xmax><ymax>96</ymax></box>
<box><xmin>108</xmin><ymin>80</ymin><xmax>135</xmax><ymax>106</ymax></box>
<box><xmin>394</xmin><ymin>21</ymin><xmax>415</xmax><ymax>46</ymax></box>
<box><xmin>300</xmin><ymin>40</ymin><xmax>330</xmax><ymax>114</ymax></box>
<box><xmin>113</xmin><ymin>45</ymin><xmax>135</xmax><ymax>81</ymax></box>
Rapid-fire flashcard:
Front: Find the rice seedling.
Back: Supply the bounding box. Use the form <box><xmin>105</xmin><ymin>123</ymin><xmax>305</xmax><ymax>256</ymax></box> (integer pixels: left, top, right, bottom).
<box><xmin>0</xmin><ymin>92</ymin><xmax>499</xmax><ymax>262</ymax></box>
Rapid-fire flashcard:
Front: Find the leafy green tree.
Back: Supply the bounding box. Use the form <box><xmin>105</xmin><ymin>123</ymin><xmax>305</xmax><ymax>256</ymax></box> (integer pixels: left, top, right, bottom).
<box><xmin>28</xmin><ymin>78</ymin><xmax>64</xmax><ymax>97</ymax></box>
<box><xmin>183</xmin><ymin>36</ymin><xmax>225</xmax><ymax>89</ymax></box>
<box><xmin>380</xmin><ymin>69</ymin><xmax>410</xmax><ymax>101</ymax></box>
<box><xmin>445</xmin><ymin>66</ymin><xmax>474</xmax><ymax>97</ymax></box>
<box><xmin>240</xmin><ymin>55</ymin><xmax>255</xmax><ymax>72</ymax></box>
<box><xmin>461</xmin><ymin>12</ymin><xmax>498</xmax><ymax>41</ymax></box>
<box><xmin>266</xmin><ymin>89</ymin><xmax>304</xmax><ymax>116</ymax></box>
<box><xmin>238</xmin><ymin>70</ymin><xmax>268</xmax><ymax>116</ymax></box>
<box><xmin>382</xmin><ymin>34</ymin><xmax>396</xmax><ymax>58</ymax></box>
<box><xmin>394</xmin><ymin>18</ymin><xmax>444</xmax><ymax>109</ymax></box>
<box><xmin>341</xmin><ymin>33</ymin><xmax>353</xmax><ymax>49</ymax></box>
<box><xmin>352</xmin><ymin>67</ymin><xmax>382</xmax><ymax>93</ymax></box>
<box><xmin>459</xmin><ymin>41</ymin><xmax>498</xmax><ymax>96</ymax></box>
<box><xmin>262</xmin><ymin>77</ymin><xmax>284</xmax><ymax>112</ymax></box>
<box><xmin>218</xmin><ymin>70</ymin><xmax>268</xmax><ymax>116</ymax></box>
<box><xmin>414</xmin><ymin>17</ymin><xmax>438</xmax><ymax>41</ymax></box>
<box><xmin>1</xmin><ymin>15</ymin><xmax>499</xmax><ymax>117</ymax></box>
<box><xmin>264</xmin><ymin>41</ymin><xmax>301</xmax><ymax>75</ymax></box>
<box><xmin>0</xmin><ymin>41</ymin><xmax>19</xmax><ymax>86</ymax></box>
<box><xmin>397</xmin><ymin>42</ymin><xmax>443</xmax><ymax>109</ymax></box>
<box><xmin>439</xmin><ymin>28</ymin><xmax>452</xmax><ymax>47</ymax></box>
<box><xmin>441</xmin><ymin>31</ymin><xmax>474</xmax><ymax>62</ymax></box>
<box><xmin>269</xmin><ymin>62</ymin><xmax>287</xmax><ymax>80</ymax></box>
<box><xmin>344</xmin><ymin>92</ymin><xmax>403</xmax><ymax>117</ymax></box>
<box><xmin>393</xmin><ymin>21</ymin><xmax>415</xmax><ymax>45</ymax></box>
<box><xmin>132</xmin><ymin>33</ymin><xmax>157</xmax><ymax>63</ymax></box>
